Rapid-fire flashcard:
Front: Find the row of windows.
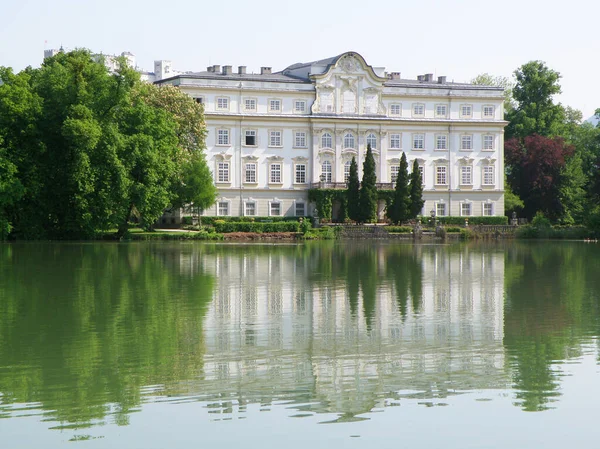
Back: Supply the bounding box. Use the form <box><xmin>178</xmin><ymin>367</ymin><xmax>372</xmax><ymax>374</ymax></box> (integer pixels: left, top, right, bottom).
<box><xmin>435</xmin><ymin>202</ymin><xmax>495</xmax><ymax>217</ymax></box>
<box><xmin>217</xmin><ymin>129</ymin><xmax>308</xmax><ymax>148</ymax></box>
<box><xmin>217</xmin><ymin>201</ymin><xmax>306</xmax><ymax>217</ymax></box>
<box><xmin>201</xmin><ymin>96</ymin><xmax>309</xmax><ymax>113</ymax></box>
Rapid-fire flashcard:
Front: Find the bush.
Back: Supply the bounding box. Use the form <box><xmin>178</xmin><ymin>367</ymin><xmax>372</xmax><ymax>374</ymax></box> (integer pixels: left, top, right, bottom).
<box><xmin>386</xmin><ymin>226</ymin><xmax>413</xmax><ymax>233</ymax></box>
<box><xmin>181</xmin><ymin>216</ymin><xmax>193</xmax><ymax>225</ymax></box>
<box><xmin>459</xmin><ymin>228</ymin><xmax>474</xmax><ymax>240</ymax></box>
<box><xmin>213</xmin><ymin>221</ymin><xmax>300</xmax><ymax>233</ymax></box>
<box><xmin>446</xmin><ymin>227</ymin><xmax>462</xmax><ymax>233</ymax></box>
<box><xmin>300</xmin><ymin>226</ymin><xmax>339</xmax><ymax>240</ymax></box>
<box><xmin>531</xmin><ymin>212</ymin><xmax>551</xmax><ymax>228</ymax></box>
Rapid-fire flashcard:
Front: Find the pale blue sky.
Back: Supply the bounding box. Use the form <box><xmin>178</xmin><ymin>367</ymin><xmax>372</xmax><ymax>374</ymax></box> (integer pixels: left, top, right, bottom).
<box><xmin>2</xmin><ymin>0</ymin><xmax>599</xmax><ymax>119</ymax></box>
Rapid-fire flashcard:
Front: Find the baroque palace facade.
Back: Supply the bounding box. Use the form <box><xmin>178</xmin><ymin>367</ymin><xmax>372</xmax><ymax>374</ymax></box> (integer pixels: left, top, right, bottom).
<box><xmin>156</xmin><ymin>51</ymin><xmax>506</xmax><ymax>218</ymax></box>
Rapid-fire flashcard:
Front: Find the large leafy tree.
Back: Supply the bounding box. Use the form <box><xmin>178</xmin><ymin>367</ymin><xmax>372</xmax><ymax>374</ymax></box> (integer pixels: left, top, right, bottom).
<box><xmin>389</xmin><ymin>152</ymin><xmax>409</xmax><ymax>224</ymax></box>
<box><xmin>409</xmin><ymin>159</ymin><xmax>424</xmax><ymax>219</ymax></box>
<box><xmin>358</xmin><ymin>144</ymin><xmax>378</xmax><ymax>223</ymax></box>
<box><xmin>346</xmin><ymin>157</ymin><xmax>360</xmax><ymax>222</ymax></box>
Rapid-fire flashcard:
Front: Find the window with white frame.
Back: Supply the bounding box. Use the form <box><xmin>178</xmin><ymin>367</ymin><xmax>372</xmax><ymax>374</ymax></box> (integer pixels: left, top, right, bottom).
<box><xmin>321</xmin><ymin>132</ymin><xmax>333</xmax><ymax>148</ymax></box>
<box><xmin>269</xmin><ymin>130</ymin><xmax>282</xmax><ymax>147</ymax></box>
<box><xmin>217</xmin><ymin>161</ymin><xmax>230</xmax><ymax>183</ymax></box>
<box><xmin>390</xmin><ymin>104</ymin><xmax>402</xmax><ymax>116</ymax></box>
<box><xmin>321</xmin><ymin>161</ymin><xmax>332</xmax><ymax>182</ymax></box>
<box><xmin>390</xmin><ymin>133</ymin><xmax>401</xmax><ymax>149</ymax></box>
<box><xmin>436</xmin><ymin>203</ymin><xmax>447</xmax><ymax>217</ymax></box>
<box><xmin>245</xmin><ymin>163</ymin><xmax>257</xmax><ymax>183</ymax></box>
<box><xmin>294</xmin><ymin>131</ymin><xmax>307</xmax><ymax>148</ymax></box>
<box><xmin>483</xmin><ymin>135</ymin><xmax>494</xmax><ymax>150</ymax></box>
<box><xmin>244</xmin><ymin>98</ymin><xmax>257</xmax><ymax>111</ymax></box>
<box><xmin>217</xmin><ymin>129</ymin><xmax>230</xmax><ymax>146</ymax></box>
<box><xmin>218</xmin><ymin>201</ymin><xmax>229</xmax><ymax>216</ymax></box>
<box><xmin>270</xmin><ymin>163</ymin><xmax>282</xmax><ymax>183</ymax></box>
<box><xmin>344</xmin><ymin>133</ymin><xmax>355</xmax><ymax>149</ymax></box>
<box><xmin>295</xmin><ymin>164</ymin><xmax>306</xmax><ymax>184</ymax></box>
<box><xmin>460</xmin><ymin>104</ymin><xmax>472</xmax><ymax>118</ymax></box>
<box><xmin>483</xmin><ymin>203</ymin><xmax>493</xmax><ymax>216</ymax></box>
<box><xmin>294</xmin><ymin>100</ymin><xmax>306</xmax><ymax>113</ymax></box>
<box><xmin>269</xmin><ymin>99</ymin><xmax>281</xmax><ymax>112</ymax></box>
<box><xmin>244</xmin><ymin>130</ymin><xmax>256</xmax><ymax>146</ymax></box>
<box><xmin>366</xmin><ymin>133</ymin><xmax>377</xmax><ymax>149</ymax></box>
<box><xmin>413</xmin><ymin>133</ymin><xmax>425</xmax><ymax>150</ymax></box>
<box><xmin>435</xmin><ymin>104</ymin><xmax>448</xmax><ymax>117</ymax></box>
<box><xmin>435</xmin><ymin>134</ymin><xmax>448</xmax><ymax>150</ymax></box>
<box><xmin>391</xmin><ymin>165</ymin><xmax>400</xmax><ymax>182</ymax></box>
<box><xmin>321</xmin><ymin>91</ymin><xmax>333</xmax><ymax>112</ymax></box>
<box><xmin>418</xmin><ymin>165</ymin><xmax>425</xmax><ymax>184</ymax></box>
<box><xmin>413</xmin><ymin>103</ymin><xmax>425</xmax><ymax>116</ymax></box>
<box><xmin>483</xmin><ymin>105</ymin><xmax>495</xmax><ymax>118</ymax></box>
<box><xmin>344</xmin><ymin>161</ymin><xmax>351</xmax><ymax>182</ymax></box>
<box><xmin>216</xmin><ymin>97</ymin><xmax>229</xmax><ymax>111</ymax></box>
<box><xmin>483</xmin><ymin>165</ymin><xmax>495</xmax><ymax>185</ymax></box>
<box><xmin>436</xmin><ymin>165</ymin><xmax>448</xmax><ymax>185</ymax></box>
<box><xmin>295</xmin><ymin>202</ymin><xmax>305</xmax><ymax>217</ymax></box>
<box><xmin>270</xmin><ymin>202</ymin><xmax>281</xmax><ymax>216</ymax></box>
<box><xmin>245</xmin><ymin>202</ymin><xmax>256</xmax><ymax>216</ymax></box>
<box><xmin>461</xmin><ymin>166</ymin><xmax>473</xmax><ymax>185</ymax></box>
<box><xmin>461</xmin><ymin>203</ymin><xmax>472</xmax><ymax>216</ymax></box>
<box><xmin>461</xmin><ymin>135</ymin><xmax>473</xmax><ymax>151</ymax></box>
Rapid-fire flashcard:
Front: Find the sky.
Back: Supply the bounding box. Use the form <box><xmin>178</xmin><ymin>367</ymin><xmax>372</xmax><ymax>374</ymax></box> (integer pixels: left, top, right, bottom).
<box><xmin>2</xmin><ymin>0</ymin><xmax>599</xmax><ymax>120</ymax></box>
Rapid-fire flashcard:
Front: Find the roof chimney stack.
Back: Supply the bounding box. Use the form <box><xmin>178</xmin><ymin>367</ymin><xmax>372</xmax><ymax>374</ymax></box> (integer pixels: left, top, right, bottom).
<box><xmin>238</xmin><ymin>66</ymin><xmax>247</xmax><ymax>75</ymax></box>
<box><xmin>417</xmin><ymin>75</ymin><xmax>425</xmax><ymax>82</ymax></box>
<box><xmin>260</xmin><ymin>66</ymin><xmax>272</xmax><ymax>75</ymax></box>
<box><xmin>212</xmin><ymin>65</ymin><xmax>220</xmax><ymax>73</ymax></box>
<box><xmin>438</xmin><ymin>76</ymin><xmax>447</xmax><ymax>84</ymax></box>
<box><xmin>222</xmin><ymin>65</ymin><xmax>232</xmax><ymax>75</ymax></box>
<box><xmin>390</xmin><ymin>71</ymin><xmax>401</xmax><ymax>80</ymax></box>
<box><xmin>207</xmin><ymin>66</ymin><xmax>214</xmax><ymax>73</ymax></box>
<box><xmin>424</xmin><ymin>73</ymin><xmax>434</xmax><ymax>82</ymax></box>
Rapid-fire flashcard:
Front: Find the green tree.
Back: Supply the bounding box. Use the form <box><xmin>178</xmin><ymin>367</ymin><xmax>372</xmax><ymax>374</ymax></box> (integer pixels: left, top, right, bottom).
<box><xmin>346</xmin><ymin>157</ymin><xmax>360</xmax><ymax>222</ymax></box>
<box><xmin>358</xmin><ymin>144</ymin><xmax>378</xmax><ymax>223</ymax></box>
<box><xmin>389</xmin><ymin>152</ymin><xmax>409</xmax><ymax>224</ymax></box>
<box><xmin>409</xmin><ymin>159</ymin><xmax>424</xmax><ymax>219</ymax></box>
<box><xmin>504</xmin><ymin>179</ymin><xmax>524</xmax><ymax>217</ymax></box>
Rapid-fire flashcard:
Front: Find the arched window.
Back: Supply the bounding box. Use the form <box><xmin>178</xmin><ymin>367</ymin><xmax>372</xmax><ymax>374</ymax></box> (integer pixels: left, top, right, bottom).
<box><xmin>321</xmin><ymin>161</ymin><xmax>332</xmax><ymax>183</ymax></box>
<box><xmin>321</xmin><ymin>132</ymin><xmax>332</xmax><ymax>149</ymax></box>
<box><xmin>344</xmin><ymin>133</ymin><xmax>355</xmax><ymax>149</ymax></box>
<box><xmin>344</xmin><ymin>161</ymin><xmax>352</xmax><ymax>182</ymax></box>
<box><xmin>366</xmin><ymin>133</ymin><xmax>377</xmax><ymax>149</ymax></box>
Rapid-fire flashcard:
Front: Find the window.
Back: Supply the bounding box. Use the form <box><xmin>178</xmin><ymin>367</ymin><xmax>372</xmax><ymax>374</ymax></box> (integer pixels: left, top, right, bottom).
<box><xmin>344</xmin><ymin>161</ymin><xmax>351</xmax><ymax>182</ymax></box>
<box><xmin>294</xmin><ymin>100</ymin><xmax>306</xmax><ymax>113</ymax></box>
<box><xmin>270</xmin><ymin>164</ymin><xmax>282</xmax><ymax>183</ymax></box>
<box><xmin>270</xmin><ymin>202</ymin><xmax>281</xmax><ymax>216</ymax></box>
<box><xmin>269</xmin><ymin>99</ymin><xmax>281</xmax><ymax>112</ymax></box>
<box><xmin>218</xmin><ymin>202</ymin><xmax>229</xmax><ymax>216</ymax></box>
<box><xmin>483</xmin><ymin>135</ymin><xmax>494</xmax><ymax>150</ymax></box>
<box><xmin>366</xmin><ymin>133</ymin><xmax>377</xmax><ymax>149</ymax></box>
<box><xmin>245</xmin><ymin>163</ymin><xmax>257</xmax><ymax>183</ymax></box>
<box><xmin>460</xmin><ymin>104</ymin><xmax>472</xmax><ymax>118</ymax></box>
<box><xmin>321</xmin><ymin>132</ymin><xmax>333</xmax><ymax>149</ymax></box>
<box><xmin>435</xmin><ymin>134</ymin><xmax>448</xmax><ymax>150</ymax></box>
<box><xmin>483</xmin><ymin>105</ymin><xmax>495</xmax><ymax>118</ymax></box>
<box><xmin>391</xmin><ymin>165</ymin><xmax>400</xmax><ymax>182</ymax></box>
<box><xmin>294</xmin><ymin>131</ymin><xmax>307</xmax><ymax>148</ymax></box>
<box><xmin>413</xmin><ymin>103</ymin><xmax>425</xmax><ymax>116</ymax></box>
<box><xmin>483</xmin><ymin>166</ymin><xmax>495</xmax><ymax>185</ymax></box>
<box><xmin>269</xmin><ymin>130</ymin><xmax>282</xmax><ymax>147</ymax></box>
<box><xmin>390</xmin><ymin>104</ymin><xmax>402</xmax><ymax>116</ymax></box>
<box><xmin>461</xmin><ymin>166</ymin><xmax>473</xmax><ymax>185</ymax></box>
<box><xmin>216</xmin><ymin>97</ymin><xmax>229</xmax><ymax>110</ymax></box>
<box><xmin>390</xmin><ymin>133</ymin><xmax>401</xmax><ymax>149</ymax></box>
<box><xmin>217</xmin><ymin>162</ymin><xmax>230</xmax><ymax>183</ymax></box>
<box><xmin>244</xmin><ymin>98</ymin><xmax>257</xmax><ymax>111</ymax></box>
<box><xmin>436</xmin><ymin>166</ymin><xmax>447</xmax><ymax>185</ymax></box>
<box><xmin>461</xmin><ymin>203</ymin><xmax>472</xmax><ymax>216</ymax></box>
<box><xmin>435</xmin><ymin>104</ymin><xmax>447</xmax><ymax>117</ymax></box>
<box><xmin>321</xmin><ymin>91</ymin><xmax>333</xmax><ymax>112</ymax></box>
<box><xmin>321</xmin><ymin>161</ymin><xmax>332</xmax><ymax>182</ymax></box>
<box><xmin>194</xmin><ymin>97</ymin><xmax>204</xmax><ymax>104</ymax></box>
<box><xmin>245</xmin><ymin>202</ymin><xmax>256</xmax><ymax>216</ymax></box>
<box><xmin>295</xmin><ymin>202</ymin><xmax>305</xmax><ymax>217</ymax></box>
<box><xmin>343</xmin><ymin>90</ymin><xmax>356</xmax><ymax>113</ymax></box>
<box><xmin>244</xmin><ymin>130</ymin><xmax>256</xmax><ymax>146</ymax></box>
<box><xmin>344</xmin><ymin>133</ymin><xmax>355</xmax><ymax>149</ymax></box>
<box><xmin>436</xmin><ymin>203</ymin><xmax>446</xmax><ymax>217</ymax></box>
<box><xmin>461</xmin><ymin>135</ymin><xmax>473</xmax><ymax>151</ymax></box>
<box><xmin>413</xmin><ymin>134</ymin><xmax>425</xmax><ymax>150</ymax></box>
<box><xmin>418</xmin><ymin>165</ymin><xmax>424</xmax><ymax>184</ymax></box>
<box><xmin>483</xmin><ymin>203</ymin><xmax>493</xmax><ymax>216</ymax></box>
<box><xmin>295</xmin><ymin>164</ymin><xmax>306</xmax><ymax>184</ymax></box>
<box><xmin>217</xmin><ymin>129</ymin><xmax>230</xmax><ymax>146</ymax></box>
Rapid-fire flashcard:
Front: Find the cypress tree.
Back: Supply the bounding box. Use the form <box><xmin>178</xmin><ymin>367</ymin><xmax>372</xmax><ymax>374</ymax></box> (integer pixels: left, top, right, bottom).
<box><xmin>409</xmin><ymin>159</ymin><xmax>425</xmax><ymax>218</ymax></box>
<box><xmin>346</xmin><ymin>157</ymin><xmax>360</xmax><ymax>222</ymax></box>
<box><xmin>389</xmin><ymin>152</ymin><xmax>410</xmax><ymax>224</ymax></box>
<box><xmin>358</xmin><ymin>144</ymin><xmax>378</xmax><ymax>223</ymax></box>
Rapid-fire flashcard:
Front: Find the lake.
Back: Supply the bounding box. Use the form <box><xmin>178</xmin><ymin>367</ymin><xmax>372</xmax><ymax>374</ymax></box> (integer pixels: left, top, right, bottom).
<box><xmin>1</xmin><ymin>241</ymin><xmax>600</xmax><ymax>448</ymax></box>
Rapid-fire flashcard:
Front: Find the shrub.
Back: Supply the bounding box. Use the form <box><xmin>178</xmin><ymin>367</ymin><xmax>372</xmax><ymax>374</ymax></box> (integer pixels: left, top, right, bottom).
<box><xmin>531</xmin><ymin>212</ymin><xmax>551</xmax><ymax>229</ymax></box>
<box><xmin>386</xmin><ymin>226</ymin><xmax>413</xmax><ymax>233</ymax></box>
<box><xmin>459</xmin><ymin>228</ymin><xmax>474</xmax><ymax>240</ymax></box>
<box><xmin>446</xmin><ymin>227</ymin><xmax>462</xmax><ymax>233</ymax></box>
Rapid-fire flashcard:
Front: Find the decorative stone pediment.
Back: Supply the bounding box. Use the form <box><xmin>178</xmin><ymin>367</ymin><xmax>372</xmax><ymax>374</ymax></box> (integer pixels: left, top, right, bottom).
<box><xmin>267</xmin><ymin>155</ymin><xmax>284</xmax><ymax>162</ymax></box>
<box><xmin>482</xmin><ymin>156</ymin><xmax>497</xmax><ymax>164</ymax></box>
<box><xmin>434</xmin><ymin>157</ymin><xmax>449</xmax><ymax>164</ymax></box>
<box><xmin>215</xmin><ymin>152</ymin><xmax>232</xmax><ymax>161</ymax></box>
<box><xmin>243</xmin><ymin>155</ymin><xmax>259</xmax><ymax>162</ymax></box>
<box><xmin>292</xmin><ymin>156</ymin><xmax>308</xmax><ymax>163</ymax></box>
<box><xmin>388</xmin><ymin>158</ymin><xmax>400</xmax><ymax>164</ymax></box>
<box><xmin>459</xmin><ymin>156</ymin><xmax>475</xmax><ymax>165</ymax></box>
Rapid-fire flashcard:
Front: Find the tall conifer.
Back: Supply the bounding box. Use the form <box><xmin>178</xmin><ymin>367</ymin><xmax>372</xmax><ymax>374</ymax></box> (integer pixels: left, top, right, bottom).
<box><xmin>346</xmin><ymin>157</ymin><xmax>360</xmax><ymax>222</ymax></box>
<box><xmin>389</xmin><ymin>152</ymin><xmax>409</xmax><ymax>224</ymax></box>
<box><xmin>409</xmin><ymin>159</ymin><xmax>425</xmax><ymax>219</ymax></box>
<box><xmin>358</xmin><ymin>144</ymin><xmax>378</xmax><ymax>223</ymax></box>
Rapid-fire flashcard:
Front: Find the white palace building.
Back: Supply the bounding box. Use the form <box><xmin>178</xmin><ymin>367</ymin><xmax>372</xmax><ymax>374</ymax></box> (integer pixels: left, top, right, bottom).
<box><xmin>156</xmin><ymin>51</ymin><xmax>507</xmax><ymax>219</ymax></box>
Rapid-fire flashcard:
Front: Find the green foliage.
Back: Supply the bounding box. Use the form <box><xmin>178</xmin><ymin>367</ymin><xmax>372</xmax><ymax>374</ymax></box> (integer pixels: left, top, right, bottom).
<box><xmin>504</xmin><ymin>180</ymin><xmax>525</xmax><ymax>217</ymax></box>
<box><xmin>346</xmin><ymin>157</ymin><xmax>360</xmax><ymax>222</ymax></box>
<box><xmin>300</xmin><ymin>226</ymin><xmax>339</xmax><ymax>240</ymax></box>
<box><xmin>299</xmin><ymin>219</ymin><xmax>312</xmax><ymax>234</ymax></box>
<box><xmin>385</xmin><ymin>226</ymin><xmax>413</xmax><ymax>234</ymax></box>
<box><xmin>531</xmin><ymin>211</ymin><xmax>552</xmax><ymax>228</ymax></box>
<box><xmin>358</xmin><ymin>144</ymin><xmax>378</xmax><ymax>223</ymax></box>
<box><xmin>388</xmin><ymin>152</ymin><xmax>409</xmax><ymax>224</ymax></box>
<box><xmin>459</xmin><ymin>228</ymin><xmax>475</xmax><ymax>240</ymax></box>
<box><xmin>409</xmin><ymin>159</ymin><xmax>424</xmax><ymax>219</ymax></box>
<box><xmin>213</xmin><ymin>221</ymin><xmax>300</xmax><ymax>233</ymax></box>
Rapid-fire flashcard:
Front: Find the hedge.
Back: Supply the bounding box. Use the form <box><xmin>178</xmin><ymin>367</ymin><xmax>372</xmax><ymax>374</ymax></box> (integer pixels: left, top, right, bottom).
<box><xmin>198</xmin><ymin>216</ymin><xmax>305</xmax><ymax>226</ymax></box>
<box><xmin>419</xmin><ymin>216</ymin><xmax>508</xmax><ymax>225</ymax></box>
<box><xmin>386</xmin><ymin>226</ymin><xmax>413</xmax><ymax>233</ymax></box>
<box><xmin>213</xmin><ymin>221</ymin><xmax>300</xmax><ymax>233</ymax></box>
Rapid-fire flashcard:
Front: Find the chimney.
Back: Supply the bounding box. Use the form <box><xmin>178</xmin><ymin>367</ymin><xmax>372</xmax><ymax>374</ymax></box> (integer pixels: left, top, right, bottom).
<box><xmin>238</xmin><ymin>66</ymin><xmax>247</xmax><ymax>75</ymax></box>
<box><xmin>417</xmin><ymin>75</ymin><xmax>425</xmax><ymax>82</ymax></box>
<box><xmin>207</xmin><ymin>66</ymin><xmax>214</xmax><ymax>73</ymax></box>
<box><xmin>438</xmin><ymin>76</ymin><xmax>447</xmax><ymax>84</ymax></box>
<box><xmin>424</xmin><ymin>73</ymin><xmax>434</xmax><ymax>82</ymax></box>
<box><xmin>212</xmin><ymin>64</ymin><xmax>220</xmax><ymax>73</ymax></box>
<box><xmin>260</xmin><ymin>66</ymin><xmax>272</xmax><ymax>75</ymax></box>
<box><xmin>390</xmin><ymin>71</ymin><xmax>401</xmax><ymax>80</ymax></box>
<box><xmin>222</xmin><ymin>65</ymin><xmax>232</xmax><ymax>75</ymax></box>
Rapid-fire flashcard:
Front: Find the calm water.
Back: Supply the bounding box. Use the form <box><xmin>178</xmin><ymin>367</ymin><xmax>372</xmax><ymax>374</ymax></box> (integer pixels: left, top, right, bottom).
<box><xmin>1</xmin><ymin>241</ymin><xmax>600</xmax><ymax>448</ymax></box>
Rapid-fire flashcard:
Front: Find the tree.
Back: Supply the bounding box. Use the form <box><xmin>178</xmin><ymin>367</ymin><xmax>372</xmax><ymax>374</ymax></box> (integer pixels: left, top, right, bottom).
<box><xmin>504</xmin><ymin>180</ymin><xmax>524</xmax><ymax>218</ymax></box>
<box><xmin>346</xmin><ymin>157</ymin><xmax>360</xmax><ymax>222</ymax></box>
<box><xmin>358</xmin><ymin>144</ymin><xmax>378</xmax><ymax>223</ymax></box>
<box><xmin>471</xmin><ymin>73</ymin><xmax>515</xmax><ymax>114</ymax></box>
<box><xmin>389</xmin><ymin>152</ymin><xmax>409</xmax><ymax>224</ymax></box>
<box><xmin>409</xmin><ymin>159</ymin><xmax>424</xmax><ymax>219</ymax></box>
